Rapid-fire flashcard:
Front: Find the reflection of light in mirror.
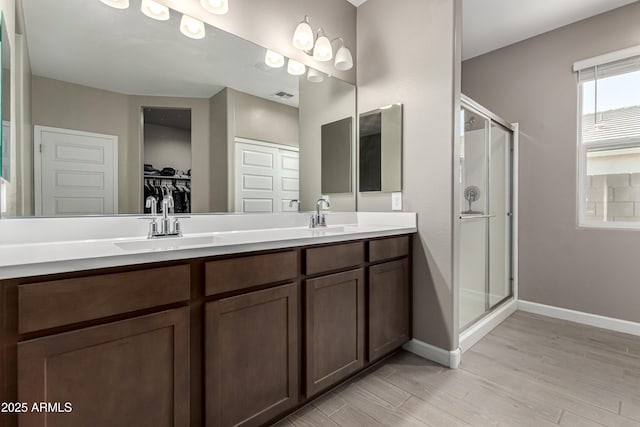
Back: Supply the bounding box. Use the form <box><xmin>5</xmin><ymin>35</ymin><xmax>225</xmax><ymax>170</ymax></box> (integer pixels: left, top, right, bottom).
<box><xmin>141</xmin><ymin>0</ymin><xmax>170</xmax><ymax>21</ymax></box>
<box><xmin>287</xmin><ymin>59</ymin><xmax>306</xmax><ymax>76</ymax></box>
<box><xmin>265</xmin><ymin>49</ymin><xmax>285</xmax><ymax>68</ymax></box>
<box><xmin>180</xmin><ymin>14</ymin><xmax>205</xmax><ymax>39</ymax></box>
<box><xmin>292</xmin><ymin>16</ymin><xmax>314</xmax><ymax>51</ymax></box>
<box><xmin>313</xmin><ymin>32</ymin><xmax>333</xmax><ymax>62</ymax></box>
<box><xmin>200</xmin><ymin>0</ymin><xmax>229</xmax><ymax>15</ymax></box>
<box><xmin>307</xmin><ymin>67</ymin><xmax>324</xmax><ymax>83</ymax></box>
<box><xmin>100</xmin><ymin>0</ymin><xmax>129</xmax><ymax>9</ymax></box>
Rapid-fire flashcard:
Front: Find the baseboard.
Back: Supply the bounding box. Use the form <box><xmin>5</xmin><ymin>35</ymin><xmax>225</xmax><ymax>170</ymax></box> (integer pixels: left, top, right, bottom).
<box><xmin>403</xmin><ymin>339</ymin><xmax>461</xmax><ymax>369</ymax></box>
<box><xmin>460</xmin><ymin>298</ymin><xmax>518</xmax><ymax>353</ymax></box>
<box><xmin>518</xmin><ymin>300</ymin><xmax>640</xmax><ymax>337</ymax></box>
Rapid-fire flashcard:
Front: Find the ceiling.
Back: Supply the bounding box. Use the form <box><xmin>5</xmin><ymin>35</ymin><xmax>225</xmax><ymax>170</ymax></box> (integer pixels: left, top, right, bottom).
<box><xmin>462</xmin><ymin>0</ymin><xmax>638</xmax><ymax>60</ymax></box>
<box><xmin>347</xmin><ymin>0</ymin><xmax>637</xmax><ymax>60</ymax></box>
<box><xmin>22</xmin><ymin>0</ymin><xmax>300</xmax><ymax>106</ymax></box>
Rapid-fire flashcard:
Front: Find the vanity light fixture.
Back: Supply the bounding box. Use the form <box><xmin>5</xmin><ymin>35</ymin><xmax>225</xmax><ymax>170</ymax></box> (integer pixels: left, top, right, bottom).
<box><xmin>287</xmin><ymin>59</ymin><xmax>306</xmax><ymax>76</ymax></box>
<box><xmin>141</xmin><ymin>0</ymin><xmax>170</xmax><ymax>21</ymax></box>
<box><xmin>265</xmin><ymin>49</ymin><xmax>285</xmax><ymax>68</ymax></box>
<box><xmin>200</xmin><ymin>0</ymin><xmax>229</xmax><ymax>15</ymax></box>
<box><xmin>334</xmin><ymin>39</ymin><xmax>353</xmax><ymax>71</ymax></box>
<box><xmin>180</xmin><ymin>14</ymin><xmax>206</xmax><ymax>39</ymax></box>
<box><xmin>313</xmin><ymin>30</ymin><xmax>333</xmax><ymax>62</ymax></box>
<box><xmin>100</xmin><ymin>0</ymin><xmax>129</xmax><ymax>9</ymax></box>
<box><xmin>291</xmin><ymin>15</ymin><xmax>353</xmax><ymax>71</ymax></box>
<box><xmin>292</xmin><ymin>16</ymin><xmax>314</xmax><ymax>51</ymax></box>
<box><xmin>307</xmin><ymin>67</ymin><xmax>324</xmax><ymax>83</ymax></box>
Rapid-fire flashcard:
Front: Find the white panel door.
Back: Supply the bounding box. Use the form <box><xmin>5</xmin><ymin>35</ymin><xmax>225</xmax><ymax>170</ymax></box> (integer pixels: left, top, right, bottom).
<box><xmin>234</xmin><ymin>139</ymin><xmax>299</xmax><ymax>213</ymax></box>
<box><xmin>34</xmin><ymin>126</ymin><xmax>118</xmax><ymax>216</ymax></box>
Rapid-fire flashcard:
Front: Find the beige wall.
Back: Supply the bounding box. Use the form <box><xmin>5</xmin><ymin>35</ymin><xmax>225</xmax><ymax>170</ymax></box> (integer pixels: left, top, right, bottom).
<box><xmin>357</xmin><ymin>0</ymin><xmax>461</xmax><ymax>350</ymax></box>
<box><xmin>0</xmin><ymin>0</ymin><xmax>16</xmax><ymax>217</ymax></box>
<box><xmin>209</xmin><ymin>88</ymin><xmax>229</xmax><ymax>212</ymax></box>
<box><xmin>143</xmin><ymin>123</ymin><xmax>192</xmax><ymax>172</ymax></box>
<box><xmin>128</xmin><ymin>95</ymin><xmax>210</xmax><ymax>213</ymax></box>
<box><xmin>157</xmin><ymin>0</ymin><xmax>356</xmax><ymax>84</ymax></box>
<box><xmin>31</xmin><ymin>76</ymin><xmax>130</xmax><ymax>211</ymax></box>
<box><xmin>299</xmin><ymin>75</ymin><xmax>356</xmax><ymax>212</ymax></box>
<box><xmin>232</xmin><ymin>89</ymin><xmax>299</xmax><ymax>147</ymax></box>
<box><xmin>462</xmin><ymin>2</ymin><xmax>640</xmax><ymax>323</ymax></box>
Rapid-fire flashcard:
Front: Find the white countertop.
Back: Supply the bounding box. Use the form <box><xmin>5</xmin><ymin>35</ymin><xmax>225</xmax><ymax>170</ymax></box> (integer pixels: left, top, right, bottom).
<box><xmin>0</xmin><ymin>212</ymin><xmax>416</xmax><ymax>279</ymax></box>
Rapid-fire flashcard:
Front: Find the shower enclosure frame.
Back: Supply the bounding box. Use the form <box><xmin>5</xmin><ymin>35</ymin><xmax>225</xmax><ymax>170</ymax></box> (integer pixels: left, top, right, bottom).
<box><xmin>456</xmin><ymin>94</ymin><xmax>519</xmax><ymax>352</ymax></box>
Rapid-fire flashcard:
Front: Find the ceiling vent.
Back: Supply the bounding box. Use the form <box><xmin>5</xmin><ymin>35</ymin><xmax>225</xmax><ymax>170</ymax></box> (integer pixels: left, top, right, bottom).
<box><xmin>273</xmin><ymin>91</ymin><xmax>294</xmax><ymax>99</ymax></box>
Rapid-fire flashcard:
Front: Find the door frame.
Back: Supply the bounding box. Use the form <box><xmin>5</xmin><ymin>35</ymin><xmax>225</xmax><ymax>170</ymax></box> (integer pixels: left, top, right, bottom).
<box><xmin>33</xmin><ymin>125</ymin><xmax>119</xmax><ymax>216</ymax></box>
<box><xmin>456</xmin><ymin>95</ymin><xmax>519</xmax><ymax>354</ymax></box>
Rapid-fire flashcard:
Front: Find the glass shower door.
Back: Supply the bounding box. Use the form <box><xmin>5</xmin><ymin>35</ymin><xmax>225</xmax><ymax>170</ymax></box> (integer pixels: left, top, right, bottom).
<box><xmin>459</xmin><ymin>106</ymin><xmax>513</xmax><ymax>330</ymax></box>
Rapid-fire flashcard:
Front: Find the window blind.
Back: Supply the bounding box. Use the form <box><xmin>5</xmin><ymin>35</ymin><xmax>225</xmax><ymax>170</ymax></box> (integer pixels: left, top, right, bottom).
<box><xmin>574</xmin><ymin>45</ymin><xmax>640</xmax><ymax>82</ymax></box>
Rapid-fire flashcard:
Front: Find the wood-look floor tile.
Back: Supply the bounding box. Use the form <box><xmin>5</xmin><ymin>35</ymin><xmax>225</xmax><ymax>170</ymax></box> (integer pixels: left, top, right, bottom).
<box><xmin>559</xmin><ymin>410</ymin><xmax>608</xmax><ymax>427</ymax></box>
<box><xmin>290</xmin><ymin>406</ymin><xmax>340</xmax><ymax>427</ymax></box>
<box><xmin>622</xmin><ymin>398</ymin><xmax>640</xmax><ymax>422</ymax></box>
<box><xmin>312</xmin><ymin>392</ymin><xmax>347</xmax><ymax>417</ymax></box>
<box><xmin>329</xmin><ymin>405</ymin><xmax>385</xmax><ymax>427</ymax></box>
<box><xmin>278</xmin><ymin>312</ymin><xmax>640</xmax><ymax>427</ymax></box>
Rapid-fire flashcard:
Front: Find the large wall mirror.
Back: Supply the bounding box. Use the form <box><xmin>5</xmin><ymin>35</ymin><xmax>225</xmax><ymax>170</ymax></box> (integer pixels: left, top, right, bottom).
<box><xmin>11</xmin><ymin>0</ymin><xmax>356</xmax><ymax>217</ymax></box>
<box><xmin>0</xmin><ymin>12</ymin><xmax>10</xmax><ymax>182</ymax></box>
<box><xmin>359</xmin><ymin>103</ymin><xmax>402</xmax><ymax>192</ymax></box>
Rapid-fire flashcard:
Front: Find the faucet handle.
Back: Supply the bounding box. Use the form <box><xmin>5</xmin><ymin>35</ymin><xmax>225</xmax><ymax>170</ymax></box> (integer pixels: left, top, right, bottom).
<box><xmin>319</xmin><ymin>214</ymin><xmax>327</xmax><ymax>227</ymax></box>
<box><xmin>145</xmin><ymin>196</ymin><xmax>158</xmax><ymax>215</ymax></box>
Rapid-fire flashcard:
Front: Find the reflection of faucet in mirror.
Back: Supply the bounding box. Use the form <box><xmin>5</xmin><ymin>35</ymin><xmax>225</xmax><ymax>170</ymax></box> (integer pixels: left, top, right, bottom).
<box><xmin>310</xmin><ymin>198</ymin><xmax>330</xmax><ymax>228</ymax></box>
<box><xmin>289</xmin><ymin>199</ymin><xmax>301</xmax><ymax>213</ymax></box>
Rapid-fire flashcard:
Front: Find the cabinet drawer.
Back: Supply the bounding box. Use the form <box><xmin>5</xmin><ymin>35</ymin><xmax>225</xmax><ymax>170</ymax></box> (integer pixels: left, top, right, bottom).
<box><xmin>205</xmin><ymin>251</ymin><xmax>298</xmax><ymax>296</ymax></box>
<box><xmin>305</xmin><ymin>242</ymin><xmax>364</xmax><ymax>275</ymax></box>
<box><xmin>369</xmin><ymin>235</ymin><xmax>410</xmax><ymax>262</ymax></box>
<box><xmin>19</xmin><ymin>265</ymin><xmax>190</xmax><ymax>334</ymax></box>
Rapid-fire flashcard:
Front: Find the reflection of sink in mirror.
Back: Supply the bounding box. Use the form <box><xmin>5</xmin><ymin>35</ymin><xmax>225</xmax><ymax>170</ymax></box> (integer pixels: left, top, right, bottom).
<box><xmin>115</xmin><ymin>236</ymin><xmax>223</xmax><ymax>251</ymax></box>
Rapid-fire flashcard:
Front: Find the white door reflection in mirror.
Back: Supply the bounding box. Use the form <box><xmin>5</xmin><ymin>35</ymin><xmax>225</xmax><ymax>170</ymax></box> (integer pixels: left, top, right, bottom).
<box><xmin>34</xmin><ymin>126</ymin><xmax>118</xmax><ymax>216</ymax></box>
<box><xmin>234</xmin><ymin>138</ymin><xmax>299</xmax><ymax>213</ymax></box>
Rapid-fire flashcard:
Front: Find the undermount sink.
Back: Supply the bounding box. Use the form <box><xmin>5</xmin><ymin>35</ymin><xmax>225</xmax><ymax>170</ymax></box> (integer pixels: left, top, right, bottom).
<box><xmin>309</xmin><ymin>226</ymin><xmax>346</xmax><ymax>235</ymax></box>
<box><xmin>115</xmin><ymin>235</ymin><xmax>224</xmax><ymax>251</ymax></box>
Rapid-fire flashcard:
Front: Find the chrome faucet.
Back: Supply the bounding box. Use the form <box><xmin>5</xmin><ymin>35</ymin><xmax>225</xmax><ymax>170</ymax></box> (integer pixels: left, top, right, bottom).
<box><xmin>146</xmin><ymin>192</ymin><xmax>183</xmax><ymax>238</ymax></box>
<box><xmin>310</xmin><ymin>198</ymin><xmax>330</xmax><ymax>228</ymax></box>
<box><xmin>289</xmin><ymin>199</ymin><xmax>302</xmax><ymax>213</ymax></box>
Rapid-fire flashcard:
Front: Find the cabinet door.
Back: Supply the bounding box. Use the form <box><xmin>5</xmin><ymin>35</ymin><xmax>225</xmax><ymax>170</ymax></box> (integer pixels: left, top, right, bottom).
<box><xmin>305</xmin><ymin>269</ymin><xmax>365</xmax><ymax>397</ymax></box>
<box><xmin>206</xmin><ymin>283</ymin><xmax>299</xmax><ymax>427</ymax></box>
<box><xmin>369</xmin><ymin>259</ymin><xmax>410</xmax><ymax>362</ymax></box>
<box><xmin>18</xmin><ymin>308</ymin><xmax>189</xmax><ymax>427</ymax></box>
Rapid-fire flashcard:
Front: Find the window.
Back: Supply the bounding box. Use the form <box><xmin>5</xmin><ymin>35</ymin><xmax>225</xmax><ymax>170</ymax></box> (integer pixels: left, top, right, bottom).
<box><xmin>576</xmin><ymin>49</ymin><xmax>640</xmax><ymax>228</ymax></box>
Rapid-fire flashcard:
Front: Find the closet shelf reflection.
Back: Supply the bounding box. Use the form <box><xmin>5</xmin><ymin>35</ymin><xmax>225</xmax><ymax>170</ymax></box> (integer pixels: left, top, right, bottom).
<box><xmin>143</xmin><ymin>174</ymin><xmax>191</xmax><ymax>180</ymax></box>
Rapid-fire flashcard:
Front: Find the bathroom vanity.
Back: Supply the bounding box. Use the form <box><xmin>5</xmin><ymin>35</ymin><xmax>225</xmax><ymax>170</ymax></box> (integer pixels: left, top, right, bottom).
<box><xmin>0</xmin><ymin>212</ymin><xmax>415</xmax><ymax>427</ymax></box>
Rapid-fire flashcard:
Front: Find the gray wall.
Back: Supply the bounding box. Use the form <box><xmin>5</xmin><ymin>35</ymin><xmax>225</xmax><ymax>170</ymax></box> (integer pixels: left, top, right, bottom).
<box><xmin>143</xmin><ymin>123</ymin><xmax>192</xmax><ymax>172</ymax></box>
<box><xmin>158</xmin><ymin>0</ymin><xmax>356</xmax><ymax>84</ymax></box>
<box><xmin>299</xmin><ymin>75</ymin><xmax>356</xmax><ymax>212</ymax></box>
<box><xmin>462</xmin><ymin>2</ymin><xmax>640</xmax><ymax>323</ymax></box>
<box><xmin>209</xmin><ymin>89</ymin><xmax>229</xmax><ymax>212</ymax></box>
<box><xmin>358</xmin><ymin>0</ymin><xmax>460</xmax><ymax>350</ymax></box>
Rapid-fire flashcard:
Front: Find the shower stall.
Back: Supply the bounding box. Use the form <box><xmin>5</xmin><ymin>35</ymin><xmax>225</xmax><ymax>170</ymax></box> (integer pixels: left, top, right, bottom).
<box><xmin>458</xmin><ymin>95</ymin><xmax>517</xmax><ymax>333</ymax></box>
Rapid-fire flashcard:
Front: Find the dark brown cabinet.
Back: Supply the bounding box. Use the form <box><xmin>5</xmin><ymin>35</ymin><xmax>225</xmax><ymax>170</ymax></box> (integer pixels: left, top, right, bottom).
<box><xmin>305</xmin><ymin>268</ymin><xmax>365</xmax><ymax>397</ymax></box>
<box><xmin>205</xmin><ymin>283</ymin><xmax>299</xmax><ymax>427</ymax></box>
<box><xmin>17</xmin><ymin>308</ymin><xmax>190</xmax><ymax>427</ymax></box>
<box><xmin>368</xmin><ymin>259</ymin><xmax>410</xmax><ymax>362</ymax></box>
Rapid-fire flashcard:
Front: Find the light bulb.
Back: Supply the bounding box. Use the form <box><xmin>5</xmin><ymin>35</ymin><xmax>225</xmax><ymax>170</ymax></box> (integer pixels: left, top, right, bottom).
<box><xmin>264</xmin><ymin>49</ymin><xmax>285</xmax><ymax>68</ymax></box>
<box><xmin>180</xmin><ymin>15</ymin><xmax>206</xmax><ymax>39</ymax></box>
<box><xmin>313</xmin><ymin>34</ymin><xmax>333</xmax><ymax>62</ymax></box>
<box><xmin>141</xmin><ymin>0</ymin><xmax>170</xmax><ymax>21</ymax></box>
<box><xmin>100</xmin><ymin>0</ymin><xmax>129</xmax><ymax>9</ymax></box>
<box><xmin>292</xmin><ymin>17</ymin><xmax>314</xmax><ymax>51</ymax></box>
<box><xmin>287</xmin><ymin>59</ymin><xmax>306</xmax><ymax>76</ymax></box>
<box><xmin>200</xmin><ymin>0</ymin><xmax>228</xmax><ymax>15</ymax></box>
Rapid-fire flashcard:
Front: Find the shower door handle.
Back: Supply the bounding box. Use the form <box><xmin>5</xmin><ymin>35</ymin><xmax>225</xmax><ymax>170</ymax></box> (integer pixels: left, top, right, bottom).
<box><xmin>459</xmin><ymin>214</ymin><xmax>496</xmax><ymax>220</ymax></box>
